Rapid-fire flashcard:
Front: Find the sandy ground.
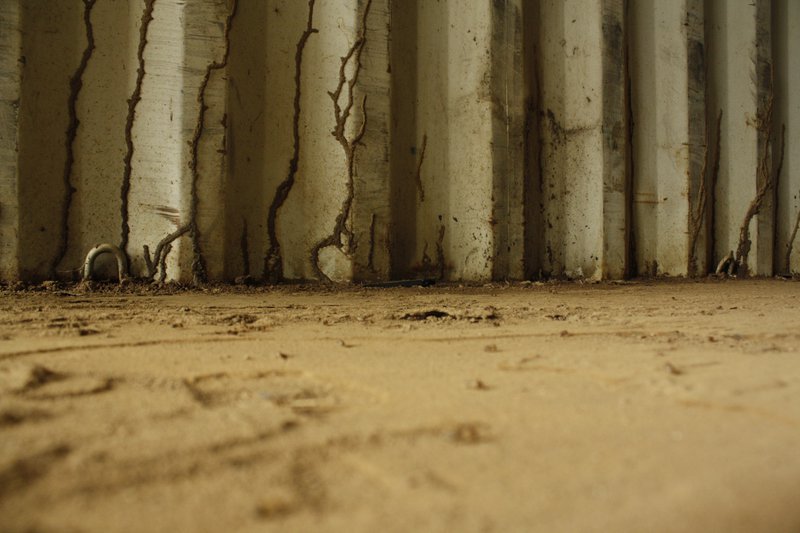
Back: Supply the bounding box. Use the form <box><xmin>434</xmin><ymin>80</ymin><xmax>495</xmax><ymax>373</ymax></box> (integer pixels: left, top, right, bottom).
<box><xmin>0</xmin><ymin>279</ymin><xmax>799</xmax><ymax>533</ymax></box>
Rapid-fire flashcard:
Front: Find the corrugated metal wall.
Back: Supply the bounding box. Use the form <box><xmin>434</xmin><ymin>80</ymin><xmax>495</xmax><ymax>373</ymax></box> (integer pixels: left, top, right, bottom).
<box><xmin>0</xmin><ymin>0</ymin><xmax>798</xmax><ymax>283</ymax></box>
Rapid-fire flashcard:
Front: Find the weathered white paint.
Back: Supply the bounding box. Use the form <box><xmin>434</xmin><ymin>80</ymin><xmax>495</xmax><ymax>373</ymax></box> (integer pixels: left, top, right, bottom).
<box><xmin>1</xmin><ymin>0</ymin><xmax>799</xmax><ymax>283</ymax></box>
<box><xmin>128</xmin><ymin>0</ymin><xmax>187</xmax><ymax>281</ymax></box>
<box><xmin>707</xmin><ymin>0</ymin><xmax>773</xmax><ymax>276</ymax></box>
<box><xmin>409</xmin><ymin>0</ymin><xmax>452</xmax><ymax>279</ymax></box>
<box><xmin>443</xmin><ymin>0</ymin><xmax>495</xmax><ymax>281</ymax></box>
<box><xmin>62</xmin><ymin>0</ymin><xmax>137</xmax><ymax>277</ymax></box>
<box><xmin>630</xmin><ymin>0</ymin><xmax>706</xmax><ymax>277</ymax></box>
<box><xmin>538</xmin><ymin>0</ymin><xmax>627</xmax><ymax>280</ymax></box>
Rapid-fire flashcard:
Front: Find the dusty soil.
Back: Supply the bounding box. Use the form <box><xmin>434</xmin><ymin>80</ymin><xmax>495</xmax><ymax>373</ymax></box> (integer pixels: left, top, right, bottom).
<box><xmin>1</xmin><ymin>279</ymin><xmax>799</xmax><ymax>532</ymax></box>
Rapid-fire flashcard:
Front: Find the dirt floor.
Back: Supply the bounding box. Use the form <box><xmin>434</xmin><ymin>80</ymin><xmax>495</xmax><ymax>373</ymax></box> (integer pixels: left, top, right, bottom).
<box><xmin>1</xmin><ymin>279</ymin><xmax>799</xmax><ymax>532</ymax></box>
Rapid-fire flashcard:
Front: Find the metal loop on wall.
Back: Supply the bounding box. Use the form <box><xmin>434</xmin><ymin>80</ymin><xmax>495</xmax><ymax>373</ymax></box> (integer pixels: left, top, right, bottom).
<box><xmin>82</xmin><ymin>243</ymin><xmax>129</xmax><ymax>282</ymax></box>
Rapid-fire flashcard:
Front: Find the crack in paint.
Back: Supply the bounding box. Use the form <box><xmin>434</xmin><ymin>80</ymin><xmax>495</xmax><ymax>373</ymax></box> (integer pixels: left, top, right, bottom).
<box><xmin>413</xmin><ymin>133</ymin><xmax>427</xmax><ymax>202</ymax></box>
<box><xmin>263</xmin><ymin>0</ymin><xmax>318</xmax><ymax>283</ymax></box>
<box><xmin>51</xmin><ymin>0</ymin><xmax>97</xmax><ymax>278</ymax></box>
<box><xmin>187</xmin><ymin>0</ymin><xmax>238</xmax><ymax>285</ymax></box>
<box><xmin>734</xmin><ymin>95</ymin><xmax>777</xmax><ymax>277</ymax></box>
<box><xmin>688</xmin><ymin>111</ymin><xmax>722</xmax><ymax>276</ymax></box>
<box><xmin>120</xmin><ymin>0</ymin><xmax>156</xmax><ymax>256</ymax></box>
<box><xmin>310</xmin><ymin>0</ymin><xmax>374</xmax><ymax>282</ymax></box>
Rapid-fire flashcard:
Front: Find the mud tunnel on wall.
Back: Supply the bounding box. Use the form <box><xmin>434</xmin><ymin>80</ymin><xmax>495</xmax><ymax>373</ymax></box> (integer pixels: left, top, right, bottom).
<box><xmin>0</xmin><ymin>0</ymin><xmax>799</xmax><ymax>284</ymax></box>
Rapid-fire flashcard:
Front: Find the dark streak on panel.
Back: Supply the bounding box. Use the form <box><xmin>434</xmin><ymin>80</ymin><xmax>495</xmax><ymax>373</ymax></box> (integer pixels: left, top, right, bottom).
<box><xmin>623</xmin><ymin>0</ymin><xmax>635</xmax><ymax>278</ymax></box>
<box><xmin>689</xmin><ymin>111</ymin><xmax>722</xmax><ymax>276</ymax></box>
<box><xmin>120</xmin><ymin>0</ymin><xmax>156</xmax><ymax>256</ymax></box>
<box><xmin>413</xmin><ymin>133</ymin><xmax>427</xmax><ymax>202</ymax></box>
<box><xmin>435</xmin><ymin>223</ymin><xmax>446</xmax><ymax>280</ymax></box>
<box><xmin>601</xmin><ymin>0</ymin><xmax>628</xmax><ymax>279</ymax></box>
<box><xmin>760</xmin><ymin>126</ymin><xmax>789</xmax><ymax>273</ymax></box>
<box><xmin>522</xmin><ymin>94</ymin><xmax>535</xmax><ymax>276</ymax></box>
<box><xmin>367</xmin><ymin>213</ymin><xmax>376</xmax><ymax>273</ymax></box>
<box><xmin>532</xmin><ymin>12</ymin><xmax>548</xmax><ymax>278</ymax></box>
<box><xmin>240</xmin><ymin>216</ymin><xmax>250</xmax><ymax>276</ymax></box>
<box><xmin>686</xmin><ymin>2</ymin><xmax>708</xmax><ymax>276</ymax></box>
<box><xmin>263</xmin><ymin>0</ymin><xmax>318</xmax><ymax>283</ymax></box>
<box><xmin>51</xmin><ymin>0</ymin><xmax>97</xmax><ymax>278</ymax></box>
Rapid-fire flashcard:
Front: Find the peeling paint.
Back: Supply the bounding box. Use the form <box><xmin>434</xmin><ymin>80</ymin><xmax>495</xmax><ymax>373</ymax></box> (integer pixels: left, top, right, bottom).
<box><xmin>52</xmin><ymin>0</ymin><xmax>97</xmax><ymax>278</ymax></box>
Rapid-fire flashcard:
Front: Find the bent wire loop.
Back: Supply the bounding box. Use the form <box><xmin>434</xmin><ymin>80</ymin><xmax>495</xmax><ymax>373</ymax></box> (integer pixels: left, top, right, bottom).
<box><xmin>83</xmin><ymin>243</ymin><xmax>129</xmax><ymax>282</ymax></box>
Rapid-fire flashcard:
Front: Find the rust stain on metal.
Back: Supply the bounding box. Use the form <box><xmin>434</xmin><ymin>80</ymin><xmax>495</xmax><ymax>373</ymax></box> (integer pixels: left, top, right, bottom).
<box><xmin>263</xmin><ymin>0</ymin><xmax>318</xmax><ymax>283</ymax></box>
<box><xmin>52</xmin><ymin>0</ymin><xmax>97</xmax><ymax>277</ymax></box>
<box><xmin>310</xmin><ymin>0</ymin><xmax>374</xmax><ymax>282</ymax></box>
<box><xmin>120</xmin><ymin>0</ymin><xmax>156</xmax><ymax>255</ymax></box>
